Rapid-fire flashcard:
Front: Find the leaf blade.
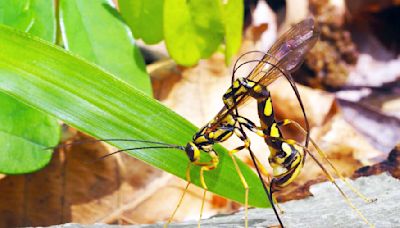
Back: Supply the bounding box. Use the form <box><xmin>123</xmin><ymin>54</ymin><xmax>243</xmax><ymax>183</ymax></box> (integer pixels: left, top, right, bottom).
<box><xmin>163</xmin><ymin>0</ymin><xmax>225</xmax><ymax>66</ymax></box>
<box><xmin>59</xmin><ymin>0</ymin><xmax>152</xmax><ymax>95</ymax></box>
<box><xmin>0</xmin><ymin>0</ymin><xmax>59</xmax><ymax>174</ymax></box>
<box><xmin>222</xmin><ymin>0</ymin><xmax>244</xmax><ymax>65</ymax></box>
<box><xmin>119</xmin><ymin>0</ymin><xmax>164</xmax><ymax>44</ymax></box>
<box><xmin>0</xmin><ymin>25</ymin><xmax>269</xmax><ymax>208</ymax></box>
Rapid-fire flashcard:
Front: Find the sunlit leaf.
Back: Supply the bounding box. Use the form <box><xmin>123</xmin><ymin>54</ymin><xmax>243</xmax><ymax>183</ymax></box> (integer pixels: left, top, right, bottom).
<box><xmin>164</xmin><ymin>0</ymin><xmax>224</xmax><ymax>66</ymax></box>
<box><xmin>0</xmin><ymin>93</ymin><xmax>59</xmax><ymax>174</ymax></box>
<box><xmin>60</xmin><ymin>0</ymin><xmax>152</xmax><ymax>95</ymax></box>
<box><xmin>222</xmin><ymin>0</ymin><xmax>244</xmax><ymax>65</ymax></box>
<box><xmin>119</xmin><ymin>0</ymin><xmax>164</xmax><ymax>44</ymax></box>
<box><xmin>0</xmin><ymin>26</ymin><xmax>270</xmax><ymax>207</ymax></box>
<box><xmin>0</xmin><ymin>0</ymin><xmax>59</xmax><ymax>174</ymax></box>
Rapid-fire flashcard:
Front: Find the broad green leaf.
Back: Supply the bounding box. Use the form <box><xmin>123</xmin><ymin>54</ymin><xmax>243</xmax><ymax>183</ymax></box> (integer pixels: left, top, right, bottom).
<box><xmin>119</xmin><ymin>0</ymin><xmax>163</xmax><ymax>44</ymax></box>
<box><xmin>0</xmin><ymin>0</ymin><xmax>32</xmax><ymax>31</ymax></box>
<box><xmin>0</xmin><ymin>0</ymin><xmax>56</xmax><ymax>42</ymax></box>
<box><xmin>0</xmin><ymin>25</ymin><xmax>270</xmax><ymax>208</ymax></box>
<box><xmin>0</xmin><ymin>0</ymin><xmax>59</xmax><ymax>174</ymax></box>
<box><xmin>28</xmin><ymin>0</ymin><xmax>56</xmax><ymax>42</ymax></box>
<box><xmin>222</xmin><ymin>0</ymin><xmax>243</xmax><ymax>65</ymax></box>
<box><xmin>59</xmin><ymin>0</ymin><xmax>152</xmax><ymax>95</ymax></box>
<box><xmin>0</xmin><ymin>93</ymin><xmax>59</xmax><ymax>174</ymax></box>
<box><xmin>164</xmin><ymin>0</ymin><xmax>225</xmax><ymax>66</ymax></box>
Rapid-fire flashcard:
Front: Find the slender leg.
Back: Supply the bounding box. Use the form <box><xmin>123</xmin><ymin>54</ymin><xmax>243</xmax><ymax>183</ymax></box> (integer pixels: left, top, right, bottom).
<box><xmin>260</xmin><ymin>132</ymin><xmax>374</xmax><ymax>227</ymax></box>
<box><xmin>234</xmin><ymin>117</ymin><xmax>287</xmax><ymax>215</ymax></box>
<box><xmin>165</xmin><ymin>163</ymin><xmax>192</xmax><ymax>227</ymax></box>
<box><xmin>199</xmin><ymin>167</ymin><xmax>208</xmax><ymax>228</ymax></box>
<box><xmin>304</xmin><ymin>148</ymin><xmax>375</xmax><ymax>228</ymax></box>
<box><xmin>272</xmin><ymin>195</ymin><xmax>284</xmax><ymax>214</ymax></box>
<box><xmin>251</xmin><ymin>152</ymin><xmax>284</xmax><ymax>214</ymax></box>
<box><xmin>277</xmin><ymin>119</ymin><xmax>376</xmax><ymax>203</ymax></box>
<box><xmin>193</xmin><ymin>152</ymin><xmax>219</xmax><ymax>228</ymax></box>
<box><xmin>241</xmin><ymin>117</ymin><xmax>373</xmax><ymax>226</ymax></box>
<box><xmin>230</xmin><ymin>129</ymin><xmax>251</xmax><ymax>228</ymax></box>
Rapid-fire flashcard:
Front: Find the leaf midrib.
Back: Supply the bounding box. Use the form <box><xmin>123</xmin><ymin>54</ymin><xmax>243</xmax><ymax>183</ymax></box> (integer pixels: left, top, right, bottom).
<box><xmin>0</xmin><ymin>128</ymin><xmax>47</xmax><ymax>147</ymax></box>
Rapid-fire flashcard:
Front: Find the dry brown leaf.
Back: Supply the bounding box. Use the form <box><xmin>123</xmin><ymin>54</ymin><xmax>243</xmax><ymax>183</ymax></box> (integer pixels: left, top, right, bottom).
<box><xmin>269</xmin><ymin>80</ymin><xmax>336</xmax><ymax>127</ymax></box>
<box><xmin>353</xmin><ymin>143</ymin><xmax>400</xmax><ymax>179</ymax></box>
<box><xmin>0</xmin><ymin>132</ymin><xmax>216</xmax><ymax>226</ymax></box>
<box><xmin>338</xmin><ymin>99</ymin><xmax>400</xmax><ymax>153</ymax></box>
<box><xmin>0</xmin><ymin>132</ymin><xmax>125</xmax><ymax>226</ymax></box>
<box><xmin>273</xmin><ymin>113</ymin><xmax>384</xmax><ymax>202</ymax></box>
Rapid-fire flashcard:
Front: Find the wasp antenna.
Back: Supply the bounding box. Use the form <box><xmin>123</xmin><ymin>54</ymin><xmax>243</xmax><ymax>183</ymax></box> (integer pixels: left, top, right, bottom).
<box><xmin>245</xmin><ymin>144</ymin><xmax>285</xmax><ymax>227</ymax></box>
<box><xmin>97</xmin><ymin>139</ymin><xmax>181</xmax><ymax>147</ymax></box>
<box><xmin>44</xmin><ymin>138</ymin><xmax>181</xmax><ymax>151</ymax></box>
<box><xmin>269</xmin><ymin>181</ymin><xmax>285</xmax><ymax>227</ymax></box>
<box><xmin>232</xmin><ymin>51</ymin><xmax>267</xmax><ymax>78</ymax></box>
<box><xmin>281</xmin><ymin>71</ymin><xmax>310</xmax><ymax>147</ymax></box>
<box><xmin>264</xmin><ymin>61</ymin><xmax>310</xmax><ymax>147</ymax></box>
<box><xmin>88</xmin><ymin>145</ymin><xmax>185</xmax><ymax>164</ymax></box>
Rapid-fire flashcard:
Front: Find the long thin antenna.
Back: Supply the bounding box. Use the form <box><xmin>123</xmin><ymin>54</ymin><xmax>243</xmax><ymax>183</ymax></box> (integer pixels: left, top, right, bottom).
<box><xmin>91</xmin><ymin>145</ymin><xmax>185</xmax><ymax>163</ymax></box>
<box><xmin>232</xmin><ymin>50</ymin><xmax>267</xmax><ymax>83</ymax></box>
<box><xmin>231</xmin><ymin>58</ymin><xmax>310</xmax><ymax>148</ymax></box>
<box><xmin>45</xmin><ymin>138</ymin><xmax>181</xmax><ymax>150</ymax></box>
<box><xmin>248</xmin><ymin>144</ymin><xmax>284</xmax><ymax>227</ymax></box>
<box><xmin>236</xmin><ymin>122</ymin><xmax>285</xmax><ymax>227</ymax></box>
<box><xmin>269</xmin><ymin>181</ymin><xmax>284</xmax><ymax>227</ymax></box>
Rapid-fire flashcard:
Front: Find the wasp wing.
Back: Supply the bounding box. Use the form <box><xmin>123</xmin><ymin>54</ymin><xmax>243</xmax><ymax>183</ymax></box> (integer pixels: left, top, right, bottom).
<box><xmin>235</xmin><ymin>18</ymin><xmax>319</xmax><ymax>107</ymax></box>
<box><xmin>250</xmin><ymin>18</ymin><xmax>319</xmax><ymax>84</ymax></box>
<box><xmin>205</xmin><ymin>19</ymin><xmax>319</xmax><ymax>133</ymax></box>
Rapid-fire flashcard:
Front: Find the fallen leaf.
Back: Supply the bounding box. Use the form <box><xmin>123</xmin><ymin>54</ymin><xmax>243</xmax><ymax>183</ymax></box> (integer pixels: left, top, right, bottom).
<box><xmin>353</xmin><ymin>143</ymin><xmax>400</xmax><ymax>179</ymax></box>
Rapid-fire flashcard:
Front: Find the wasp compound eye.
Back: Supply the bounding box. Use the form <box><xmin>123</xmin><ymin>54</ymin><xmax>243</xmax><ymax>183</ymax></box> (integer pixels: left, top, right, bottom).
<box><xmin>185</xmin><ymin>143</ymin><xmax>196</xmax><ymax>162</ymax></box>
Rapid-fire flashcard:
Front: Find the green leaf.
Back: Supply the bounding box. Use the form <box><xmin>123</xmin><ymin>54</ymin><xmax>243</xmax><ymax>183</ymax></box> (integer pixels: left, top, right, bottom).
<box><xmin>0</xmin><ymin>93</ymin><xmax>59</xmax><ymax>174</ymax></box>
<box><xmin>0</xmin><ymin>0</ymin><xmax>33</xmax><ymax>31</ymax></box>
<box><xmin>28</xmin><ymin>0</ymin><xmax>56</xmax><ymax>42</ymax></box>
<box><xmin>59</xmin><ymin>0</ymin><xmax>152</xmax><ymax>95</ymax></box>
<box><xmin>0</xmin><ymin>0</ymin><xmax>56</xmax><ymax>42</ymax></box>
<box><xmin>0</xmin><ymin>0</ymin><xmax>59</xmax><ymax>174</ymax></box>
<box><xmin>119</xmin><ymin>0</ymin><xmax>164</xmax><ymax>44</ymax></box>
<box><xmin>164</xmin><ymin>0</ymin><xmax>225</xmax><ymax>66</ymax></box>
<box><xmin>0</xmin><ymin>25</ymin><xmax>270</xmax><ymax>208</ymax></box>
<box><xmin>222</xmin><ymin>0</ymin><xmax>244</xmax><ymax>65</ymax></box>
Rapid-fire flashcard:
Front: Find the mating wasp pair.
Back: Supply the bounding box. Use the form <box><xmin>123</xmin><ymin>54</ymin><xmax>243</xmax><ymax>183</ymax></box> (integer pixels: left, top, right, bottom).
<box><xmin>55</xmin><ymin>18</ymin><xmax>375</xmax><ymax>227</ymax></box>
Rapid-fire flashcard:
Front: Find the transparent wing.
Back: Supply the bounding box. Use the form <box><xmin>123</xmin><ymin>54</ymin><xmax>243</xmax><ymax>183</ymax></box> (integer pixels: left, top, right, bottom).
<box><xmin>249</xmin><ymin>18</ymin><xmax>319</xmax><ymax>84</ymax></box>
<box><xmin>233</xmin><ymin>18</ymin><xmax>319</xmax><ymax>106</ymax></box>
<box><xmin>206</xmin><ymin>19</ymin><xmax>319</xmax><ymax>133</ymax></box>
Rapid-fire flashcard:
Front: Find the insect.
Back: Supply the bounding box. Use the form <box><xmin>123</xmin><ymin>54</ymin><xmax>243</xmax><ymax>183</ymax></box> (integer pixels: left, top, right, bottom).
<box><xmin>54</xmin><ymin>18</ymin><xmax>374</xmax><ymax>227</ymax></box>
<box><xmin>221</xmin><ymin>18</ymin><xmax>376</xmax><ymax>227</ymax></box>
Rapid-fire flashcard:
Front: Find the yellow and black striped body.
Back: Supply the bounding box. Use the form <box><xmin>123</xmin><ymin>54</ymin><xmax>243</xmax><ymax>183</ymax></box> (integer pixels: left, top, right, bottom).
<box><xmin>223</xmin><ymin>77</ymin><xmax>305</xmax><ymax>190</ymax></box>
<box><xmin>184</xmin><ymin>110</ymin><xmax>238</xmax><ymax>170</ymax></box>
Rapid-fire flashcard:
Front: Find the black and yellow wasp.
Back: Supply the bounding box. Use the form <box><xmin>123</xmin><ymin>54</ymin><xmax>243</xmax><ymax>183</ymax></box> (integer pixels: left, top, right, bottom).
<box><xmin>218</xmin><ymin>18</ymin><xmax>375</xmax><ymax>228</ymax></box>
<box><xmin>58</xmin><ymin>18</ymin><xmax>374</xmax><ymax>227</ymax></box>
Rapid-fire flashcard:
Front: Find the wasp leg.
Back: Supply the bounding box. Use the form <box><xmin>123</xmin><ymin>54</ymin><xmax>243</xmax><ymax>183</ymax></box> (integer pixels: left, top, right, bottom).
<box><xmin>277</xmin><ymin>119</ymin><xmax>376</xmax><ymax>204</ymax></box>
<box><xmin>234</xmin><ymin>116</ymin><xmax>273</xmax><ymax>179</ymax></box>
<box><xmin>165</xmin><ymin>163</ymin><xmax>192</xmax><ymax>227</ymax></box>
<box><xmin>250</xmin><ymin>152</ymin><xmax>285</xmax><ymax>214</ymax></box>
<box><xmin>229</xmin><ymin>128</ymin><xmax>252</xmax><ymax>227</ymax></box>
<box><xmin>303</xmin><ymin>146</ymin><xmax>375</xmax><ymax>228</ymax></box>
<box><xmin>192</xmin><ymin>151</ymin><xmax>219</xmax><ymax>228</ymax></box>
<box><xmin>264</xmin><ymin>135</ymin><xmax>374</xmax><ymax>228</ymax></box>
<box><xmin>235</xmin><ymin>117</ymin><xmax>285</xmax><ymax>214</ymax></box>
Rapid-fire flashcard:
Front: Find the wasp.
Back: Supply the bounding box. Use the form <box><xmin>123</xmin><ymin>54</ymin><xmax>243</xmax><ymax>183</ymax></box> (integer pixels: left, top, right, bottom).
<box><xmin>219</xmin><ymin>18</ymin><xmax>375</xmax><ymax>227</ymax></box>
<box><xmin>55</xmin><ymin>19</ymin><xmax>374</xmax><ymax>227</ymax></box>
